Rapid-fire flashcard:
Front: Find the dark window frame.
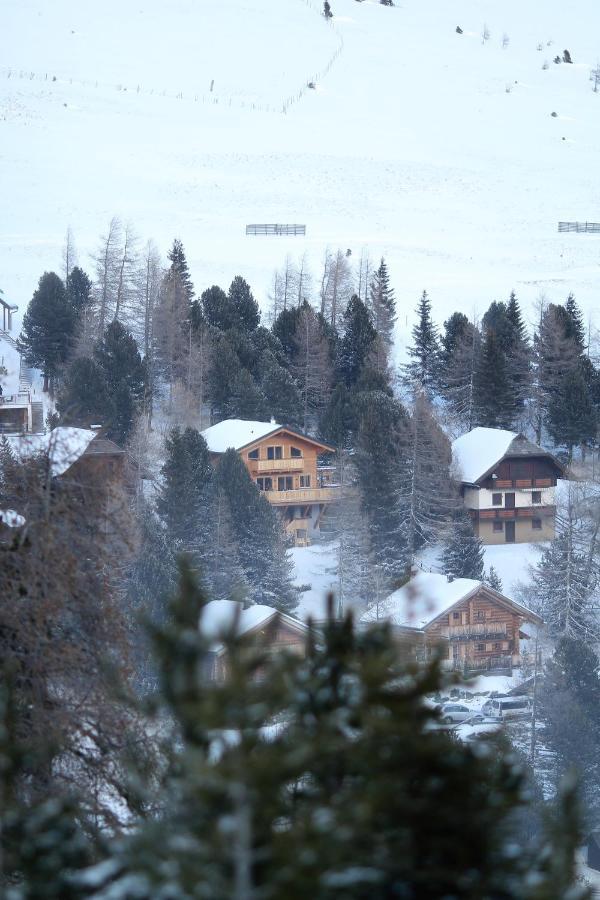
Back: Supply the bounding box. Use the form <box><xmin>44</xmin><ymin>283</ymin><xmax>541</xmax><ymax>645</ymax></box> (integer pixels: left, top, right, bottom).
<box><xmin>532</xmin><ymin>518</ymin><xmax>542</xmax><ymax>530</ymax></box>
<box><xmin>492</xmin><ymin>493</ymin><xmax>502</xmax><ymax>506</ymax></box>
<box><xmin>493</xmin><ymin>521</ymin><xmax>504</xmax><ymax>532</ymax></box>
<box><xmin>532</xmin><ymin>491</ymin><xmax>542</xmax><ymax>504</ymax></box>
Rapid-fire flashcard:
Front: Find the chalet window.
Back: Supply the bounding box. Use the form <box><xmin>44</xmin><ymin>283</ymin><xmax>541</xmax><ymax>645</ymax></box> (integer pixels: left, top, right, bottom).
<box><xmin>256</xmin><ymin>477</ymin><xmax>273</xmax><ymax>491</ymax></box>
<box><xmin>532</xmin><ymin>518</ymin><xmax>542</xmax><ymax>530</ymax></box>
<box><xmin>278</xmin><ymin>476</ymin><xmax>293</xmax><ymax>491</ymax></box>
<box><xmin>476</xmin><ymin>643</ymin><xmax>485</xmax><ymax>652</ymax></box>
<box><xmin>532</xmin><ymin>491</ymin><xmax>542</xmax><ymax>504</ymax></box>
<box><xmin>493</xmin><ymin>521</ymin><xmax>503</xmax><ymax>532</ymax></box>
<box><xmin>452</xmin><ymin>612</ymin><xmax>460</xmax><ymax>621</ymax></box>
<box><xmin>248</xmin><ymin>449</ymin><xmax>259</xmax><ymax>460</ymax></box>
<box><xmin>492</xmin><ymin>493</ymin><xmax>502</xmax><ymax>506</ymax></box>
<box><xmin>475</xmin><ymin>610</ymin><xmax>485</xmax><ymax>621</ymax></box>
<box><xmin>267</xmin><ymin>446</ymin><xmax>283</xmax><ymax>460</ymax></box>
<box><xmin>291</xmin><ymin>447</ymin><xmax>302</xmax><ymax>458</ymax></box>
<box><xmin>299</xmin><ymin>475</ymin><xmax>311</xmax><ymax>487</ymax></box>
<box><xmin>493</xmin><ymin>642</ymin><xmax>502</xmax><ymax>651</ymax></box>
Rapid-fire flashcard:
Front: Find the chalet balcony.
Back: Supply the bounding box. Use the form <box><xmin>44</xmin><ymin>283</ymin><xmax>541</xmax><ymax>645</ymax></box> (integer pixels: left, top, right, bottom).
<box><xmin>485</xmin><ymin>477</ymin><xmax>553</xmax><ymax>489</ymax></box>
<box><xmin>265</xmin><ymin>486</ymin><xmax>339</xmax><ymax>505</ymax></box>
<box><xmin>443</xmin><ymin>655</ymin><xmax>513</xmax><ymax>674</ymax></box>
<box><xmin>441</xmin><ymin>622</ymin><xmax>508</xmax><ymax>641</ymax></box>
<box><xmin>0</xmin><ymin>391</ymin><xmax>31</xmax><ymax>407</ymax></box>
<box><xmin>256</xmin><ymin>457</ymin><xmax>304</xmax><ymax>473</ymax></box>
<box><xmin>472</xmin><ymin>506</ymin><xmax>555</xmax><ymax>521</ymax></box>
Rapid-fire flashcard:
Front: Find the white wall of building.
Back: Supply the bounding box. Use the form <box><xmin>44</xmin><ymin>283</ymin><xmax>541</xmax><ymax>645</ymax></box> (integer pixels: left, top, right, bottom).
<box><xmin>463</xmin><ymin>486</ymin><xmax>555</xmax><ymax>510</ymax></box>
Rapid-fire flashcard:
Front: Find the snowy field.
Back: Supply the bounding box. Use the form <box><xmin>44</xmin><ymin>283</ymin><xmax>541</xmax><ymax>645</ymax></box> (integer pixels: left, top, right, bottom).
<box><xmin>3</xmin><ymin>0</ymin><xmax>600</xmax><ymax>347</ymax></box>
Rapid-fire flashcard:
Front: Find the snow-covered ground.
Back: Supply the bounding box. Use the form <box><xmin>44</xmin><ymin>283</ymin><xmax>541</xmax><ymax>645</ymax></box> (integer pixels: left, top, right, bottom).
<box><xmin>3</xmin><ymin>0</ymin><xmax>600</xmax><ymax>345</ymax></box>
<box><xmin>292</xmin><ymin>541</ymin><xmax>339</xmax><ymax>620</ymax></box>
<box><xmin>483</xmin><ymin>542</ymin><xmax>542</xmax><ymax>596</ymax></box>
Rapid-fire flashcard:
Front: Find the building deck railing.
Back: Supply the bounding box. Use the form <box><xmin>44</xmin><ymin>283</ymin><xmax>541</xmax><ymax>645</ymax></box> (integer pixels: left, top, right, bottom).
<box><xmin>558</xmin><ymin>221</ymin><xmax>600</xmax><ymax>234</ymax></box>
<box><xmin>442</xmin><ymin>622</ymin><xmax>507</xmax><ymax>640</ymax></box>
<box><xmin>256</xmin><ymin>458</ymin><xmax>304</xmax><ymax>472</ymax></box>
<box><xmin>265</xmin><ymin>487</ymin><xmax>338</xmax><ymax>505</ymax></box>
<box><xmin>474</xmin><ymin>506</ymin><xmax>555</xmax><ymax>520</ymax></box>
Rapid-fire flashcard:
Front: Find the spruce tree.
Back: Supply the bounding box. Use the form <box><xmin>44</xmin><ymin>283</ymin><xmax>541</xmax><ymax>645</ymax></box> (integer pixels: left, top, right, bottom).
<box><xmin>564</xmin><ymin>292</ymin><xmax>586</xmax><ymax>351</ymax></box>
<box><xmin>439</xmin><ymin>313</ymin><xmax>480</xmax><ymax>431</ymax></box>
<box><xmin>368</xmin><ymin>257</ymin><xmax>396</xmax><ymax>352</ymax></box>
<box><xmin>473</xmin><ymin>328</ymin><xmax>517</xmax><ymax>428</ymax></box>
<box><xmin>94</xmin><ymin>319</ymin><xmax>147</xmax><ymax>444</ymax></box>
<box><xmin>157</xmin><ymin>427</ymin><xmax>213</xmax><ymax>551</ymax></box>
<box><xmin>18</xmin><ymin>271</ymin><xmax>76</xmax><ymax>390</ymax></box>
<box><xmin>201</xmin><ymin>284</ymin><xmax>232</xmax><ymax>331</ymax></box>
<box><xmin>441</xmin><ymin>508</ymin><xmax>485</xmax><ymax>580</ymax></box>
<box><xmin>405</xmin><ymin>290</ymin><xmax>439</xmax><ymax>395</ymax></box>
<box><xmin>214</xmin><ymin>449</ymin><xmax>298</xmax><ymax>612</ymax></box>
<box><xmin>336</xmin><ymin>294</ymin><xmax>377</xmax><ymax>387</ymax></box>
<box><xmin>228</xmin><ymin>275</ymin><xmax>260</xmax><ymax>333</ymax></box>
<box><xmin>229</xmin><ymin>368</ymin><xmax>268</xmax><ymax>420</ymax></box>
<box><xmin>260</xmin><ymin>355</ymin><xmax>302</xmax><ymax>425</ymax></box>
<box><xmin>547</xmin><ymin>365</ymin><xmax>596</xmax><ymax>459</ymax></box>
<box><xmin>56</xmin><ymin>356</ymin><xmax>111</xmax><ymax>429</ymax></box>
<box><xmin>539</xmin><ymin>636</ymin><xmax>600</xmax><ymax>823</ymax></box>
<box><xmin>66</xmin><ymin>266</ymin><xmax>93</xmax><ymax>317</ymax></box>
<box><xmin>485</xmin><ymin>565</ymin><xmax>503</xmax><ymax>593</ymax></box>
<box><xmin>167</xmin><ymin>238</ymin><xmax>194</xmax><ymax>305</ymax></box>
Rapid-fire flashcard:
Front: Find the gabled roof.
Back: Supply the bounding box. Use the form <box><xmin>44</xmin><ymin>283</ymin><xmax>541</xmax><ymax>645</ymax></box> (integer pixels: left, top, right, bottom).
<box><xmin>200</xmin><ymin>599</ymin><xmax>308</xmax><ymax>654</ymax></box>
<box><xmin>201</xmin><ymin>418</ymin><xmax>334</xmax><ymax>454</ymax></box>
<box><xmin>359</xmin><ymin>572</ymin><xmax>543</xmax><ymax>630</ymax></box>
<box><xmin>452</xmin><ymin>427</ymin><xmax>563</xmax><ymax>485</ymax></box>
<box><xmin>6</xmin><ymin>428</ymin><xmax>124</xmax><ymax>476</ymax></box>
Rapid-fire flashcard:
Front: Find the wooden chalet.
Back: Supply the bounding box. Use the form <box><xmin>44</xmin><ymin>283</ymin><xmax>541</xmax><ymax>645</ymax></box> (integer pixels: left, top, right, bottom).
<box><xmin>200</xmin><ymin>599</ymin><xmax>309</xmax><ymax>681</ymax></box>
<box><xmin>360</xmin><ymin>572</ymin><xmax>543</xmax><ymax>675</ymax></box>
<box><xmin>201</xmin><ymin>418</ymin><xmax>338</xmax><ymax>545</ymax></box>
<box><xmin>7</xmin><ymin>427</ymin><xmax>126</xmax><ymax>486</ymax></box>
<box><xmin>452</xmin><ymin>427</ymin><xmax>564</xmax><ymax>544</ymax></box>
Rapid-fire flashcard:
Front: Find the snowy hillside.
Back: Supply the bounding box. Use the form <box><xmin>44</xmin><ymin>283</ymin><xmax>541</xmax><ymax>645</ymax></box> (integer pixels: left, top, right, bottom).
<box><xmin>3</xmin><ymin>0</ymin><xmax>600</xmax><ymax>341</ymax></box>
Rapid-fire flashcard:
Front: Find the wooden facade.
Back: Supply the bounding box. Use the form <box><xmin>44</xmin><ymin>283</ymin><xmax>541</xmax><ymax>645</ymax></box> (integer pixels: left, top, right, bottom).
<box><xmin>421</xmin><ymin>583</ymin><xmax>543</xmax><ymax>674</ymax></box>
<box><xmin>204</xmin><ymin>421</ymin><xmax>338</xmax><ymax>546</ymax></box>
<box><xmin>209</xmin><ymin>611</ymin><xmax>309</xmax><ymax>681</ymax></box>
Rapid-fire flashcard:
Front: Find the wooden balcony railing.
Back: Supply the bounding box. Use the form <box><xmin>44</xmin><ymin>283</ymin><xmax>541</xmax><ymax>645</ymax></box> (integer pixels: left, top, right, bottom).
<box><xmin>486</xmin><ymin>478</ymin><xmax>553</xmax><ymax>489</ymax></box>
<box><xmin>476</xmin><ymin>506</ymin><xmax>555</xmax><ymax>521</ymax></box>
<box><xmin>265</xmin><ymin>487</ymin><xmax>338</xmax><ymax>505</ymax></box>
<box><xmin>255</xmin><ymin>458</ymin><xmax>304</xmax><ymax>473</ymax></box>
<box><xmin>441</xmin><ymin>622</ymin><xmax>508</xmax><ymax>641</ymax></box>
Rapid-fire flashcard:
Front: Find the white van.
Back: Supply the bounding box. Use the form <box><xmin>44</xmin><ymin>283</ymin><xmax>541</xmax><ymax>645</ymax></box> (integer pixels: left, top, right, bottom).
<box><xmin>481</xmin><ymin>696</ymin><xmax>531</xmax><ymax>720</ymax></box>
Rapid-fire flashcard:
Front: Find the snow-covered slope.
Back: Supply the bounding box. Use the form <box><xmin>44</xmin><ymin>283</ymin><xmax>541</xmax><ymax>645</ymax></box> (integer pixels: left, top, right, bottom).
<box><xmin>2</xmin><ymin>0</ymin><xmax>600</xmax><ymax>340</ymax></box>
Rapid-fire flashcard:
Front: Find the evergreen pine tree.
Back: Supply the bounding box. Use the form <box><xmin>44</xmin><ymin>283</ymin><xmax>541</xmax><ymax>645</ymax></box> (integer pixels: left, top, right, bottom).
<box><xmin>485</xmin><ymin>565</ymin><xmax>503</xmax><ymax>593</ymax></box>
<box><xmin>564</xmin><ymin>292</ymin><xmax>586</xmax><ymax>351</ymax></box>
<box><xmin>473</xmin><ymin>328</ymin><xmax>517</xmax><ymax>428</ymax></box>
<box><xmin>94</xmin><ymin>319</ymin><xmax>147</xmax><ymax>444</ymax></box>
<box><xmin>368</xmin><ymin>257</ymin><xmax>396</xmax><ymax>352</ymax></box>
<box><xmin>405</xmin><ymin>290</ymin><xmax>439</xmax><ymax>395</ymax></box>
<box><xmin>167</xmin><ymin>238</ymin><xmax>194</xmax><ymax>305</ymax></box>
<box><xmin>439</xmin><ymin>313</ymin><xmax>480</xmax><ymax>431</ymax></box>
<box><xmin>538</xmin><ymin>636</ymin><xmax>600</xmax><ymax>823</ymax></box>
<box><xmin>228</xmin><ymin>275</ymin><xmax>260</xmax><ymax>333</ymax></box>
<box><xmin>214</xmin><ymin>449</ymin><xmax>298</xmax><ymax>612</ymax></box>
<box><xmin>18</xmin><ymin>272</ymin><xmax>76</xmax><ymax>391</ymax></box>
<box><xmin>547</xmin><ymin>365</ymin><xmax>596</xmax><ymax>459</ymax></box>
<box><xmin>56</xmin><ymin>356</ymin><xmax>111</xmax><ymax>429</ymax></box>
<box><xmin>201</xmin><ymin>284</ymin><xmax>232</xmax><ymax>331</ymax></box>
<box><xmin>157</xmin><ymin>427</ymin><xmax>213</xmax><ymax>551</ymax></box>
<box><xmin>291</xmin><ymin>303</ymin><xmax>333</xmax><ymax>431</ymax></box>
<box><xmin>336</xmin><ymin>294</ymin><xmax>377</xmax><ymax>387</ymax></box>
<box><xmin>441</xmin><ymin>508</ymin><xmax>485</xmax><ymax>580</ymax></box>
<box><xmin>229</xmin><ymin>368</ymin><xmax>268</xmax><ymax>420</ymax></box>
<box><xmin>260</xmin><ymin>355</ymin><xmax>302</xmax><ymax>425</ymax></box>
<box><xmin>66</xmin><ymin>266</ymin><xmax>93</xmax><ymax>317</ymax></box>
<box><xmin>272</xmin><ymin>304</ymin><xmax>304</xmax><ymax>362</ymax></box>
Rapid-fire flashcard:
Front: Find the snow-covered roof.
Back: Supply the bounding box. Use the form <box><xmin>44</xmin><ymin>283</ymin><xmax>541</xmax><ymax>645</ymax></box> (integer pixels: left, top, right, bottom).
<box><xmin>6</xmin><ymin>427</ymin><xmax>97</xmax><ymax>477</ymax></box>
<box><xmin>360</xmin><ymin>572</ymin><xmax>542</xmax><ymax>630</ymax></box>
<box><xmin>201</xmin><ymin>419</ymin><xmax>280</xmax><ymax>453</ymax></box>
<box><xmin>200</xmin><ymin>599</ymin><xmax>307</xmax><ymax>652</ymax></box>
<box><xmin>361</xmin><ymin>572</ymin><xmax>482</xmax><ymax>630</ymax></box>
<box><xmin>452</xmin><ymin>427</ymin><xmax>517</xmax><ymax>485</ymax></box>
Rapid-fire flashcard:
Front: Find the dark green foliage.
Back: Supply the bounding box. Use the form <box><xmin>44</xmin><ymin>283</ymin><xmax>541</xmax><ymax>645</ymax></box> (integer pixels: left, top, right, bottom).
<box><xmin>473</xmin><ymin>328</ymin><xmax>517</xmax><ymax>428</ymax></box>
<box><xmin>564</xmin><ymin>293</ymin><xmax>586</xmax><ymax>351</ymax></box>
<box><xmin>260</xmin><ymin>354</ymin><xmax>302</xmax><ymax>425</ymax></box>
<box><xmin>539</xmin><ymin>637</ymin><xmax>600</xmax><ymax>824</ymax></box>
<box><xmin>228</xmin><ymin>275</ymin><xmax>260</xmax><ymax>333</ymax></box>
<box><xmin>90</xmin><ymin>564</ymin><xmax>588</xmax><ymax>899</ymax></box>
<box><xmin>336</xmin><ymin>294</ymin><xmax>377</xmax><ymax>387</ymax></box>
<box><xmin>167</xmin><ymin>238</ymin><xmax>194</xmax><ymax>305</ymax></box>
<box><xmin>214</xmin><ymin>449</ymin><xmax>297</xmax><ymax>612</ymax></box>
<box><xmin>18</xmin><ymin>272</ymin><xmax>76</xmax><ymax>383</ymax></box>
<box><xmin>201</xmin><ymin>284</ymin><xmax>231</xmax><ymax>330</ymax></box>
<box><xmin>66</xmin><ymin>266</ymin><xmax>93</xmax><ymax>316</ymax></box>
<box><xmin>355</xmin><ymin>391</ymin><xmax>410</xmax><ymax>588</ymax></box>
<box><xmin>57</xmin><ymin>356</ymin><xmax>111</xmax><ymax>428</ymax></box>
<box><xmin>405</xmin><ymin>290</ymin><xmax>439</xmax><ymax>394</ymax></box>
<box><xmin>442</xmin><ymin>509</ymin><xmax>485</xmax><ymax>580</ymax></box>
<box><xmin>94</xmin><ymin>320</ymin><xmax>147</xmax><ymax>444</ymax></box>
<box><xmin>272</xmin><ymin>304</ymin><xmax>304</xmax><ymax>361</ymax></box>
<box><xmin>319</xmin><ymin>382</ymin><xmax>357</xmax><ymax>448</ymax></box>
<box><xmin>368</xmin><ymin>257</ymin><xmax>396</xmax><ymax>351</ymax></box>
<box><xmin>481</xmin><ymin>294</ymin><xmax>531</xmax><ymax>419</ymax></box>
<box><xmin>230</xmin><ymin>368</ymin><xmax>268</xmax><ymax>420</ymax></box>
<box><xmin>547</xmin><ymin>365</ymin><xmax>597</xmax><ymax>457</ymax></box>
<box><xmin>157</xmin><ymin>427</ymin><xmax>213</xmax><ymax>549</ymax></box>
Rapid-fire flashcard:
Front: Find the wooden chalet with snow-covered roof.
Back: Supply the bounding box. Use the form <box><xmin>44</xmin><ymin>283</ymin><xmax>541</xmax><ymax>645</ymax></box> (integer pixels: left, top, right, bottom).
<box><xmin>360</xmin><ymin>572</ymin><xmax>543</xmax><ymax>675</ymax></box>
<box><xmin>201</xmin><ymin>418</ymin><xmax>338</xmax><ymax>545</ymax></box>
<box><xmin>200</xmin><ymin>599</ymin><xmax>310</xmax><ymax>681</ymax></box>
<box><xmin>452</xmin><ymin>427</ymin><xmax>564</xmax><ymax>545</ymax></box>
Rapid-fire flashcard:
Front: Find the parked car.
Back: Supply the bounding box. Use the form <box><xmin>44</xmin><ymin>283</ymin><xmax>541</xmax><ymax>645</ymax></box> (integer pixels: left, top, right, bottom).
<box><xmin>481</xmin><ymin>696</ymin><xmax>531</xmax><ymax>719</ymax></box>
<box><xmin>463</xmin><ymin>714</ymin><xmax>503</xmax><ymax>726</ymax></box>
<box><xmin>440</xmin><ymin>703</ymin><xmax>472</xmax><ymax>724</ymax></box>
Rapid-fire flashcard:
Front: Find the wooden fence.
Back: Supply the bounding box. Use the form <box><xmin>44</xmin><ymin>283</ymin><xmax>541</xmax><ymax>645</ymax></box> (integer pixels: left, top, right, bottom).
<box><xmin>558</xmin><ymin>221</ymin><xmax>600</xmax><ymax>233</ymax></box>
<box><xmin>246</xmin><ymin>224</ymin><xmax>306</xmax><ymax>236</ymax></box>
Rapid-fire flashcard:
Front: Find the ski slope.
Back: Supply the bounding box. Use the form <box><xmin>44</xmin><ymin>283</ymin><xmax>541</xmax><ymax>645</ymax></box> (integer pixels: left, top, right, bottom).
<box><xmin>2</xmin><ymin>0</ymin><xmax>600</xmax><ymax>342</ymax></box>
